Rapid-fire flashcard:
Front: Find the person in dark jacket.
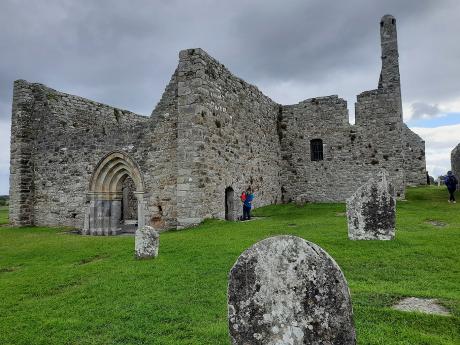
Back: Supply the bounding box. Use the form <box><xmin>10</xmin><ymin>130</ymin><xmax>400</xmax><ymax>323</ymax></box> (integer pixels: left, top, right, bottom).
<box><xmin>445</xmin><ymin>171</ymin><xmax>458</xmax><ymax>203</ymax></box>
<box><xmin>242</xmin><ymin>187</ymin><xmax>254</xmax><ymax>220</ymax></box>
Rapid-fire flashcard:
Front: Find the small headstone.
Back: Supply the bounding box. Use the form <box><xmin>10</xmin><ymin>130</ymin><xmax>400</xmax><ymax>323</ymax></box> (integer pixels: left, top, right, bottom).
<box><xmin>135</xmin><ymin>225</ymin><xmax>159</xmax><ymax>259</ymax></box>
<box><xmin>228</xmin><ymin>235</ymin><xmax>356</xmax><ymax>345</ymax></box>
<box><xmin>347</xmin><ymin>170</ymin><xmax>396</xmax><ymax>240</ymax></box>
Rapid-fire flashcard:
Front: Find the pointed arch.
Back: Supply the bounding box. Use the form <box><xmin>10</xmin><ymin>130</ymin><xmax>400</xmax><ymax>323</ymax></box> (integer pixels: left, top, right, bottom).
<box><xmin>89</xmin><ymin>151</ymin><xmax>144</xmax><ymax>195</ymax></box>
<box><xmin>83</xmin><ymin>151</ymin><xmax>145</xmax><ymax>235</ymax></box>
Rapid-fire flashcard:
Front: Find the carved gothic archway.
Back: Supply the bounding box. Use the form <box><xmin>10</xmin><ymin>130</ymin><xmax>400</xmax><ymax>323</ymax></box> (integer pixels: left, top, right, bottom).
<box><xmin>82</xmin><ymin>151</ymin><xmax>145</xmax><ymax>235</ymax></box>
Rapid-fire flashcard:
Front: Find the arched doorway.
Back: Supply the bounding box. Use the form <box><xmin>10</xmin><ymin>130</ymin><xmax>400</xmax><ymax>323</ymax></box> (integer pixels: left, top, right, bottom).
<box><xmin>225</xmin><ymin>187</ymin><xmax>235</xmax><ymax>221</ymax></box>
<box><xmin>82</xmin><ymin>152</ymin><xmax>145</xmax><ymax>235</ymax></box>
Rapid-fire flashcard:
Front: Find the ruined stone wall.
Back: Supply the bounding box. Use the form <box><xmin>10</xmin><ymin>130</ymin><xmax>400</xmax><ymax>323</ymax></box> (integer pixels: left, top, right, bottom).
<box><xmin>403</xmin><ymin>124</ymin><xmax>427</xmax><ymax>186</ymax></box>
<box><xmin>452</xmin><ymin>143</ymin><xmax>460</xmax><ymax>189</ymax></box>
<box><xmin>146</xmin><ymin>70</ymin><xmax>179</xmax><ymax>230</ymax></box>
<box><xmin>354</xmin><ymin>88</ymin><xmax>406</xmax><ymax>197</ymax></box>
<box><xmin>9</xmin><ymin>81</ymin><xmax>38</xmax><ymax>226</ymax></box>
<box><xmin>279</xmin><ymin>95</ymin><xmax>402</xmax><ymax>202</ymax></box>
<box><xmin>9</xmin><ymin>14</ymin><xmax>427</xmax><ymax>230</ymax></box>
<box><xmin>175</xmin><ymin>49</ymin><xmax>282</xmax><ymax>227</ymax></box>
<box><xmin>9</xmin><ymin>79</ymin><xmax>179</xmax><ymax>230</ymax></box>
<box><xmin>280</xmin><ymin>96</ymin><xmax>357</xmax><ymax>202</ymax></box>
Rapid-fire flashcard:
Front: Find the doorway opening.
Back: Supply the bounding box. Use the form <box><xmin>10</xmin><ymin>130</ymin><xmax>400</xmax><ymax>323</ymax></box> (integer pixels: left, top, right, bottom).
<box><xmin>225</xmin><ymin>187</ymin><xmax>235</xmax><ymax>221</ymax></box>
<box><xmin>83</xmin><ymin>151</ymin><xmax>145</xmax><ymax>235</ymax></box>
<box><xmin>121</xmin><ymin>176</ymin><xmax>138</xmax><ymax>233</ymax></box>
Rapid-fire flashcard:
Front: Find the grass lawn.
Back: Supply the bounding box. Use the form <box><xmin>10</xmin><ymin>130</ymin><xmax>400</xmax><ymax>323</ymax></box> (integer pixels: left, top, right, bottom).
<box><xmin>0</xmin><ymin>206</ymin><xmax>8</xmax><ymax>225</ymax></box>
<box><xmin>0</xmin><ymin>186</ymin><xmax>459</xmax><ymax>344</ymax></box>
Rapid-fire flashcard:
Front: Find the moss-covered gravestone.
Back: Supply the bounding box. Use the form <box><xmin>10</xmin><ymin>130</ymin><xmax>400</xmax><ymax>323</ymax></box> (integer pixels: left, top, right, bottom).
<box><xmin>346</xmin><ymin>170</ymin><xmax>396</xmax><ymax>240</ymax></box>
<box><xmin>228</xmin><ymin>235</ymin><xmax>356</xmax><ymax>345</ymax></box>
<box><xmin>135</xmin><ymin>226</ymin><xmax>159</xmax><ymax>259</ymax></box>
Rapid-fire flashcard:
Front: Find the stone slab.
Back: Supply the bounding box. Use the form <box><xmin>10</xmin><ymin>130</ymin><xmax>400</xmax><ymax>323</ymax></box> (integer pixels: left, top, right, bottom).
<box><xmin>135</xmin><ymin>225</ymin><xmax>159</xmax><ymax>259</ymax></box>
<box><xmin>228</xmin><ymin>235</ymin><xmax>356</xmax><ymax>345</ymax></box>
<box><xmin>347</xmin><ymin>170</ymin><xmax>396</xmax><ymax>240</ymax></box>
<box><xmin>393</xmin><ymin>297</ymin><xmax>450</xmax><ymax>316</ymax></box>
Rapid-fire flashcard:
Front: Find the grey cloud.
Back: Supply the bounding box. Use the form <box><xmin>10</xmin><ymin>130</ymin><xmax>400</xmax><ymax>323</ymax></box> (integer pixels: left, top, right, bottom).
<box><xmin>411</xmin><ymin>102</ymin><xmax>442</xmax><ymax>119</ymax></box>
<box><xmin>0</xmin><ymin>0</ymin><xmax>452</xmax><ymax>120</ymax></box>
<box><xmin>0</xmin><ymin>0</ymin><xmax>459</xmax><ymax>193</ymax></box>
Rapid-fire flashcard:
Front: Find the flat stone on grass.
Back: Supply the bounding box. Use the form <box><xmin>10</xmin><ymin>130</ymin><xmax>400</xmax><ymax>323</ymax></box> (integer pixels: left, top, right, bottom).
<box><xmin>393</xmin><ymin>297</ymin><xmax>450</xmax><ymax>316</ymax></box>
<box><xmin>424</xmin><ymin>219</ymin><xmax>447</xmax><ymax>228</ymax></box>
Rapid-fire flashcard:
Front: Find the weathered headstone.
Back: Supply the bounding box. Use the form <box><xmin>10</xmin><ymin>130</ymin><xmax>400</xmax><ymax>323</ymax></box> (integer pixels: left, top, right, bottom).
<box><xmin>135</xmin><ymin>226</ymin><xmax>159</xmax><ymax>259</ymax></box>
<box><xmin>347</xmin><ymin>170</ymin><xmax>396</xmax><ymax>240</ymax></box>
<box><xmin>228</xmin><ymin>235</ymin><xmax>356</xmax><ymax>345</ymax></box>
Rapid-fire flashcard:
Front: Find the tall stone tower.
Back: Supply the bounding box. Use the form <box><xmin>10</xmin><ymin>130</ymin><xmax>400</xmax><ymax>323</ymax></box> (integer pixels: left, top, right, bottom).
<box><xmin>378</xmin><ymin>15</ymin><xmax>400</xmax><ymax>90</ymax></box>
<box><xmin>354</xmin><ymin>15</ymin><xmax>406</xmax><ymax>197</ymax></box>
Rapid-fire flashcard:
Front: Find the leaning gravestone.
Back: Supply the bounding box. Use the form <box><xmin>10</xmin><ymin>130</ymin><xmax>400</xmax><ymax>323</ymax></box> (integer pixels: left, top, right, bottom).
<box><xmin>228</xmin><ymin>235</ymin><xmax>356</xmax><ymax>345</ymax></box>
<box><xmin>135</xmin><ymin>225</ymin><xmax>159</xmax><ymax>259</ymax></box>
<box><xmin>347</xmin><ymin>170</ymin><xmax>396</xmax><ymax>240</ymax></box>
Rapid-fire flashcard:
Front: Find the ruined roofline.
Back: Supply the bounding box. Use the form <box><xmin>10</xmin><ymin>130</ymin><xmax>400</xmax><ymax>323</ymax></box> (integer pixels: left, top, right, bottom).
<box><xmin>402</xmin><ymin>123</ymin><xmax>425</xmax><ymax>144</ymax></box>
<box><xmin>177</xmin><ymin>48</ymin><xmax>278</xmax><ymax>105</ymax></box>
<box><xmin>177</xmin><ymin>49</ymin><xmax>353</xmax><ymax>110</ymax></box>
<box><xmin>175</xmin><ymin>14</ymin><xmax>399</xmax><ymax>123</ymax></box>
<box><xmin>13</xmin><ymin>79</ymin><xmax>148</xmax><ymax>120</ymax></box>
<box><xmin>282</xmin><ymin>95</ymin><xmax>347</xmax><ymax>107</ymax></box>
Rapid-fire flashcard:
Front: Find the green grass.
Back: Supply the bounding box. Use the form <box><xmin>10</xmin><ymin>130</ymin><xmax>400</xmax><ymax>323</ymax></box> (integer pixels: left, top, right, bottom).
<box><xmin>0</xmin><ymin>187</ymin><xmax>459</xmax><ymax>344</ymax></box>
<box><xmin>0</xmin><ymin>206</ymin><xmax>8</xmax><ymax>225</ymax></box>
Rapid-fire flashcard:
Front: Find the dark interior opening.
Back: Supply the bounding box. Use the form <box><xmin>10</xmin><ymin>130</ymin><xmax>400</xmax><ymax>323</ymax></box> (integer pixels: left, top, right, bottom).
<box><xmin>225</xmin><ymin>187</ymin><xmax>234</xmax><ymax>221</ymax></box>
<box><xmin>121</xmin><ymin>176</ymin><xmax>137</xmax><ymax>232</ymax></box>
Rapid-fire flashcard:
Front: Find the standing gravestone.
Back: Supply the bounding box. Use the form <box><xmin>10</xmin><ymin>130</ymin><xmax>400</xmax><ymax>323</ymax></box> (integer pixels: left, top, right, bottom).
<box><xmin>135</xmin><ymin>225</ymin><xmax>159</xmax><ymax>259</ymax></box>
<box><xmin>228</xmin><ymin>235</ymin><xmax>356</xmax><ymax>345</ymax></box>
<box><xmin>347</xmin><ymin>170</ymin><xmax>396</xmax><ymax>240</ymax></box>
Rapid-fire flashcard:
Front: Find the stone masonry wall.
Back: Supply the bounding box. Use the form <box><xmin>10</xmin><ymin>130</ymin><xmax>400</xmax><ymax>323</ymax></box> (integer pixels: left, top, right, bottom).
<box><xmin>9</xmin><ymin>81</ymin><xmax>38</xmax><ymax>226</ymax></box>
<box><xmin>175</xmin><ymin>49</ymin><xmax>282</xmax><ymax>227</ymax></box>
<box><xmin>279</xmin><ymin>94</ymin><xmax>407</xmax><ymax>203</ymax></box>
<box><xmin>278</xmin><ymin>15</ymin><xmax>427</xmax><ymax>202</ymax></box>
<box><xmin>354</xmin><ymin>88</ymin><xmax>406</xmax><ymax>197</ymax></box>
<box><xmin>452</xmin><ymin>143</ymin><xmax>460</xmax><ymax>190</ymax></box>
<box><xmin>403</xmin><ymin>124</ymin><xmax>427</xmax><ymax>186</ymax></box>
<box><xmin>10</xmin><ymin>15</ymin><xmax>427</xmax><ymax>230</ymax></box>
<box><xmin>279</xmin><ymin>96</ymin><xmax>362</xmax><ymax>202</ymax></box>
<box><xmin>9</xmin><ymin>78</ymin><xmax>179</xmax><ymax>230</ymax></box>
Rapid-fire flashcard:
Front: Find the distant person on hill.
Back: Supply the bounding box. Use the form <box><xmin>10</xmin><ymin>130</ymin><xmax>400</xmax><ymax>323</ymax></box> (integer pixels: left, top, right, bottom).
<box><xmin>241</xmin><ymin>187</ymin><xmax>254</xmax><ymax>220</ymax></box>
<box><xmin>445</xmin><ymin>171</ymin><xmax>458</xmax><ymax>203</ymax></box>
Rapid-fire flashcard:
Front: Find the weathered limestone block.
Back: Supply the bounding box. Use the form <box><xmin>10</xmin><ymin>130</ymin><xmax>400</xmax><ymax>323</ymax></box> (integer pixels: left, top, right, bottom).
<box><xmin>135</xmin><ymin>226</ymin><xmax>159</xmax><ymax>259</ymax></box>
<box><xmin>451</xmin><ymin>143</ymin><xmax>460</xmax><ymax>190</ymax></box>
<box><xmin>228</xmin><ymin>235</ymin><xmax>356</xmax><ymax>345</ymax></box>
<box><xmin>347</xmin><ymin>170</ymin><xmax>396</xmax><ymax>240</ymax></box>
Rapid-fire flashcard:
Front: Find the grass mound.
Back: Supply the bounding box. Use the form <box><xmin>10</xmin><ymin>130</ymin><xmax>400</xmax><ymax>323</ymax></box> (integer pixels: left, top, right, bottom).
<box><xmin>0</xmin><ymin>186</ymin><xmax>459</xmax><ymax>344</ymax></box>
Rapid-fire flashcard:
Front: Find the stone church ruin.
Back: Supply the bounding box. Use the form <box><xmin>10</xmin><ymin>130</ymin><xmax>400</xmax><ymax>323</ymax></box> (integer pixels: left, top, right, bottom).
<box><xmin>9</xmin><ymin>15</ymin><xmax>426</xmax><ymax>234</ymax></box>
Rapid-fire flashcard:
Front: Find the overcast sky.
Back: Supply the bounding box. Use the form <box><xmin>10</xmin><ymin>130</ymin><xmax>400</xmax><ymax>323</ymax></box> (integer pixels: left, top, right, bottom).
<box><xmin>0</xmin><ymin>0</ymin><xmax>459</xmax><ymax>195</ymax></box>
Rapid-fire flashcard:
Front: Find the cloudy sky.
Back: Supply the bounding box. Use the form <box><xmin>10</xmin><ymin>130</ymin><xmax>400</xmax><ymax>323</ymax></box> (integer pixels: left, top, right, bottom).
<box><xmin>0</xmin><ymin>0</ymin><xmax>459</xmax><ymax>195</ymax></box>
